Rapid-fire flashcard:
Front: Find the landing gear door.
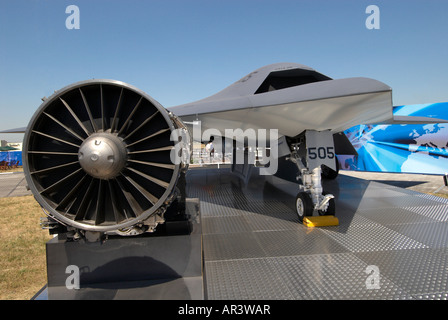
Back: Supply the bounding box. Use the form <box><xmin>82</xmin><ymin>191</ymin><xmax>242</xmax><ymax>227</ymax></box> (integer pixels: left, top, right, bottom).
<box><xmin>305</xmin><ymin>130</ymin><xmax>336</xmax><ymax>171</ymax></box>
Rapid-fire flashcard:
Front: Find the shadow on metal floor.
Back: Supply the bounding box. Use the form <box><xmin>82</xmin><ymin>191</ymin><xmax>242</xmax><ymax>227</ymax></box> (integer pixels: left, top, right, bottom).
<box><xmin>187</xmin><ymin>167</ymin><xmax>448</xmax><ymax>300</ymax></box>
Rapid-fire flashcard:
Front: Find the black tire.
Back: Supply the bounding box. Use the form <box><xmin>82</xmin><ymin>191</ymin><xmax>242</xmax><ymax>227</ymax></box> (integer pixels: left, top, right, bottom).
<box><xmin>318</xmin><ymin>192</ymin><xmax>335</xmax><ymax>216</ymax></box>
<box><xmin>295</xmin><ymin>192</ymin><xmax>313</xmax><ymax>223</ymax></box>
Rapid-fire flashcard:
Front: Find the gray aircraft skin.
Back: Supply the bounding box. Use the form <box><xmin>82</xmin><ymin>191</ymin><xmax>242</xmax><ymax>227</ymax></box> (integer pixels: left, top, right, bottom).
<box><xmin>168</xmin><ymin>62</ymin><xmax>393</xmax><ymax>139</ymax></box>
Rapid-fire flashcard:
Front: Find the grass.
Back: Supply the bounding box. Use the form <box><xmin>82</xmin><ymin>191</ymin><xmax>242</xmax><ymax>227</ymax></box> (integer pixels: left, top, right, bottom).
<box><xmin>0</xmin><ymin>167</ymin><xmax>24</xmax><ymax>174</ymax></box>
<box><xmin>0</xmin><ymin>195</ymin><xmax>52</xmax><ymax>300</ymax></box>
<box><xmin>431</xmin><ymin>192</ymin><xmax>448</xmax><ymax>199</ymax></box>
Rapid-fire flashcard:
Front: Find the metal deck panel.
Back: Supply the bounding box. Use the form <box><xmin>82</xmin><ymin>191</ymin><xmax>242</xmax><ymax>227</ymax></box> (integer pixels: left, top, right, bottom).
<box><xmin>386</xmin><ymin>222</ymin><xmax>448</xmax><ymax>248</ymax></box>
<box><xmin>355</xmin><ymin>249</ymin><xmax>448</xmax><ymax>297</ymax></box>
<box><xmin>187</xmin><ymin>167</ymin><xmax>448</xmax><ymax>300</ymax></box>
<box><xmin>267</xmin><ymin>254</ymin><xmax>411</xmax><ymax>300</ymax></box>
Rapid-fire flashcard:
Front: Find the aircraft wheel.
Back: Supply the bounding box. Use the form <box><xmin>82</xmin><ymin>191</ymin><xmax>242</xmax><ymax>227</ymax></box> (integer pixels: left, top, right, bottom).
<box><xmin>295</xmin><ymin>192</ymin><xmax>313</xmax><ymax>223</ymax></box>
<box><xmin>318</xmin><ymin>192</ymin><xmax>335</xmax><ymax>216</ymax></box>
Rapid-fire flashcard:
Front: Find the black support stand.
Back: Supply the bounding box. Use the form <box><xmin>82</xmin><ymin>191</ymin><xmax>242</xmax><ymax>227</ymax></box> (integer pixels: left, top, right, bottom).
<box><xmin>42</xmin><ymin>198</ymin><xmax>202</xmax><ymax>300</ymax></box>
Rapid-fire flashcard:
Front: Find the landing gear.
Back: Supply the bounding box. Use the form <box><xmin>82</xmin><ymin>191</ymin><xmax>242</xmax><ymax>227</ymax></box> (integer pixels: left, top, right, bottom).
<box><xmin>318</xmin><ymin>192</ymin><xmax>335</xmax><ymax>216</ymax></box>
<box><xmin>287</xmin><ymin>131</ymin><xmax>337</xmax><ymax>223</ymax></box>
<box><xmin>292</xmin><ymin>165</ymin><xmax>335</xmax><ymax>220</ymax></box>
<box><xmin>295</xmin><ymin>192</ymin><xmax>313</xmax><ymax>222</ymax></box>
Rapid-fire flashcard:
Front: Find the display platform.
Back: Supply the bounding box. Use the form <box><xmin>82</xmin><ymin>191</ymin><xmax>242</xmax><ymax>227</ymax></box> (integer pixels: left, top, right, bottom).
<box><xmin>34</xmin><ymin>166</ymin><xmax>448</xmax><ymax>300</ymax></box>
<box><xmin>189</xmin><ymin>167</ymin><xmax>448</xmax><ymax>300</ymax></box>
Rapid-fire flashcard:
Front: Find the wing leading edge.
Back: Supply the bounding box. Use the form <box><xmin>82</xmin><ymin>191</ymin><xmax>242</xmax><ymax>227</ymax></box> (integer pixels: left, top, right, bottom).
<box><xmin>168</xmin><ymin>62</ymin><xmax>394</xmax><ymax>138</ymax></box>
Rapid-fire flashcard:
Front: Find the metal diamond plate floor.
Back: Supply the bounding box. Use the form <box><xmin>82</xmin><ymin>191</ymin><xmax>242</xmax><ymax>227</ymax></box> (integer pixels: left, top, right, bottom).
<box><xmin>187</xmin><ymin>167</ymin><xmax>448</xmax><ymax>300</ymax></box>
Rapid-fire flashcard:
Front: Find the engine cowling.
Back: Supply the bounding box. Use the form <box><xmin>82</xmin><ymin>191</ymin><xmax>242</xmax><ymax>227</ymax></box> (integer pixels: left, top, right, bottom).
<box><xmin>23</xmin><ymin>80</ymin><xmax>190</xmax><ymax>238</ymax></box>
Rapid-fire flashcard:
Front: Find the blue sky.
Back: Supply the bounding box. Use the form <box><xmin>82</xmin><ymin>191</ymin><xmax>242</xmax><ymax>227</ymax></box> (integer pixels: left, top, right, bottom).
<box><xmin>1</xmin><ymin>0</ymin><xmax>447</xmax><ymax>142</ymax></box>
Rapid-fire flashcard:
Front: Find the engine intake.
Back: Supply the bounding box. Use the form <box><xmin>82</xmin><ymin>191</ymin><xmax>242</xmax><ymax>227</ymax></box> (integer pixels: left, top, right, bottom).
<box><xmin>23</xmin><ymin>80</ymin><xmax>190</xmax><ymax>238</ymax></box>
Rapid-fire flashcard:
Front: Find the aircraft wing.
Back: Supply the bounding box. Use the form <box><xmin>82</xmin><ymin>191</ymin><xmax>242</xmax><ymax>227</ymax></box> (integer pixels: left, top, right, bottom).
<box><xmin>387</xmin><ymin>103</ymin><xmax>448</xmax><ymax>124</ymax></box>
<box><xmin>0</xmin><ymin>127</ymin><xmax>27</xmax><ymax>133</ymax></box>
<box><xmin>168</xmin><ymin>63</ymin><xmax>394</xmax><ymax>138</ymax></box>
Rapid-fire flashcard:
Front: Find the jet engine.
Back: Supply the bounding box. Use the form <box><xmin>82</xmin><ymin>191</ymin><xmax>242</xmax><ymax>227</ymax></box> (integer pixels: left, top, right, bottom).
<box><xmin>23</xmin><ymin>80</ymin><xmax>191</xmax><ymax>241</ymax></box>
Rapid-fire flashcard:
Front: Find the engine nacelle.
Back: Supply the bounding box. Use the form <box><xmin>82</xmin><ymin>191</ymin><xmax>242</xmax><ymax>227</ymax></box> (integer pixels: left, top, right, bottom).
<box><xmin>23</xmin><ymin>80</ymin><xmax>191</xmax><ymax>240</ymax></box>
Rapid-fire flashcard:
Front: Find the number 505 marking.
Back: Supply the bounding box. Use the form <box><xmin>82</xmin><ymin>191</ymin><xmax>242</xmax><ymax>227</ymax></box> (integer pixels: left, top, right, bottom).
<box><xmin>308</xmin><ymin>147</ymin><xmax>335</xmax><ymax>160</ymax></box>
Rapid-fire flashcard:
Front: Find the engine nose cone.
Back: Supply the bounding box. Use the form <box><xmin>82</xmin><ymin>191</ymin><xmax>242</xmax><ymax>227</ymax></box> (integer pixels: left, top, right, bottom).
<box><xmin>78</xmin><ymin>133</ymin><xmax>127</xmax><ymax>179</ymax></box>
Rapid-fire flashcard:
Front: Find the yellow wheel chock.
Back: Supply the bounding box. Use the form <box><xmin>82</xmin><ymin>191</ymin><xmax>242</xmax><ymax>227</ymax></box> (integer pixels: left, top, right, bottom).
<box><xmin>303</xmin><ymin>215</ymin><xmax>339</xmax><ymax>227</ymax></box>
